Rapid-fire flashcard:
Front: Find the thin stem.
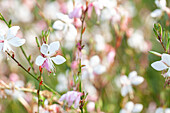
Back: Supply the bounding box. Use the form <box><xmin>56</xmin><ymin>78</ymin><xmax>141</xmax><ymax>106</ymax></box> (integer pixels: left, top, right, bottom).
<box><xmin>5</xmin><ymin>51</ymin><xmax>60</xmax><ymax>96</ymax></box>
<box><xmin>20</xmin><ymin>46</ymin><xmax>35</xmax><ymax>74</ymax></box>
<box><xmin>37</xmin><ymin>71</ymin><xmax>42</xmax><ymax>113</ymax></box>
<box><xmin>160</xmin><ymin>40</ymin><xmax>166</xmax><ymax>52</ymax></box>
<box><xmin>0</xmin><ymin>13</ymin><xmax>10</xmax><ymax>28</ymax></box>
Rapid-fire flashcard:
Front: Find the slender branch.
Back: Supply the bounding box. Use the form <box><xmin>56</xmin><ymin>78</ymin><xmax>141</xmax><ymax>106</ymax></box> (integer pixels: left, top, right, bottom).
<box><xmin>20</xmin><ymin>46</ymin><xmax>36</xmax><ymax>74</ymax></box>
<box><xmin>0</xmin><ymin>13</ymin><xmax>10</xmax><ymax>28</ymax></box>
<box><xmin>37</xmin><ymin>70</ymin><xmax>42</xmax><ymax>113</ymax></box>
<box><xmin>5</xmin><ymin>51</ymin><xmax>60</xmax><ymax>96</ymax></box>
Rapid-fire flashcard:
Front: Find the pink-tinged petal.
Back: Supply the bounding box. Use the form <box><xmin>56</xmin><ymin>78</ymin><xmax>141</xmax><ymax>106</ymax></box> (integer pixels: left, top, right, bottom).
<box><xmin>49</xmin><ymin>41</ymin><xmax>60</xmax><ymax>55</ymax></box>
<box><xmin>69</xmin><ymin>5</ymin><xmax>82</xmax><ymax>19</ymax></box>
<box><xmin>121</xmin><ymin>86</ymin><xmax>129</xmax><ymax>97</ymax></box>
<box><xmin>7</xmin><ymin>26</ymin><xmax>20</xmax><ymax>39</ymax></box>
<box><xmin>74</xmin><ymin>95</ymin><xmax>81</xmax><ymax>108</ymax></box>
<box><xmin>35</xmin><ymin>56</ymin><xmax>46</xmax><ymax>66</ymax></box>
<box><xmin>125</xmin><ymin>101</ymin><xmax>134</xmax><ymax>112</ymax></box>
<box><xmin>132</xmin><ymin>104</ymin><xmax>143</xmax><ymax>112</ymax></box>
<box><xmin>164</xmin><ymin>69</ymin><xmax>170</xmax><ymax>77</ymax></box>
<box><xmin>40</xmin><ymin>43</ymin><xmax>49</xmax><ymax>55</ymax></box>
<box><xmin>162</xmin><ymin>53</ymin><xmax>170</xmax><ymax>66</ymax></box>
<box><xmin>51</xmin><ymin>55</ymin><xmax>66</xmax><ymax>65</ymax></box>
<box><xmin>53</xmin><ymin>20</ymin><xmax>65</xmax><ymax>30</ymax></box>
<box><xmin>131</xmin><ymin>76</ymin><xmax>144</xmax><ymax>85</ymax></box>
<box><xmin>42</xmin><ymin>58</ymin><xmax>53</xmax><ymax>72</ymax></box>
<box><xmin>88</xmin><ymin>3</ymin><xmax>93</xmax><ymax>18</ymax></box>
<box><xmin>93</xmin><ymin>2</ymin><xmax>103</xmax><ymax>16</ymax></box>
<box><xmin>8</xmin><ymin>37</ymin><xmax>25</xmax><ymax>47</ymax></box>
<box><xmin>151</xmin><ymin>61</ymin><xmax>168</xmax><ymax>71</ymax></box>
<box><xmin>59</xmin><ymin>94</ymin><xmax>66</xmax><ymax>102</ymax></box>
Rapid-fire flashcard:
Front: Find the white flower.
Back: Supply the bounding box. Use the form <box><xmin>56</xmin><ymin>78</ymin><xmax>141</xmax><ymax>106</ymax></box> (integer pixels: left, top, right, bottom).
<box><xmin>0</xmin><ymin>26</ymin><xmax>25</xmax><ymax>52</ymax></box>
<box><xmin>155</xmin><ymin>107</ymin><xmax>170</xmax><ymax>113</ymax></box>
<box><xmin>120</xmin><ymin>101</ymin><xmax>143</xmax><ymax>113</ymax></box>
<box><xmin>151</xmin><ymin>53</ymin><xmax>170</xmax><ymax>77</ymax></box>
<box><xmin>35</xmin><ymin>41</ymin><xmax>66</xmax><ymax>72</ymax></box>
<box><xmin>151</xmin><ymin>0</ymin><xmax>167</xmax><ymax>17</ymax></box>
<box><xmin>127</xmin><ymin>30</ymin><xmax>148</xmax><ymax>52</ymax></box>
<box><xmin>155</xmin><ymin>0</ymin><xmax>166</xmax><ymax>10</ymax></box>
<box><xmin>82</xmin><ymin>55</ymin><xmax>106</xmax><ymax>81</ymax></box>
<box><xmin>53</xmin><ymin>13</ymin><xmax>77</xmax><ymax>41</ymax></box>
<box><xmin>120</xmin><ymin>71</ymin><xmax>144</xmax><ymax>97</ymax></box>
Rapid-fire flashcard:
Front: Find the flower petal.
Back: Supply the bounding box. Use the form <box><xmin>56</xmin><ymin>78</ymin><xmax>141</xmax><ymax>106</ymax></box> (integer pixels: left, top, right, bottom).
<box><xmin>162</xmin><ymin>53</ymin><xmax>170</xmax><ymax>66</ymax></box>
<box><xmin>125</xmin><ymin>101</ymin><xmax>134</xmax><ymax>112</ymax></box>
<box><xmin>49</xmin><ymin>41</ymin><xmax>60</xmax><ymax>55</ymax></box>
<box><xmin>150</xmin><ymin>9</ymin><xmax>162</xmax><ymax>18</ymax></box>
<box><xmin>35</xmin><ymin>56</ymin><xmax>46</xmax><ymax>66</ymax></box>
<box><xmin>7</xmin><ymin>26</ymin><xmax>20</xmax><ymax>39</ymax></box>
<box><xmin>8</xmin><ymin>37</ymin><xmax>25</xmax><ymax>47</ymax></box>
<box><xmin>132</xmin><ymin>104</ymin><xmax>143</xmax><ymax>112</ymax></box>
<box><xmin>40</xmin><ymin>43</ymin><xmax>49</xmax><ymax>55</ymax></box>
<box><xmin>164</xmin><ymin>68</ymin><xmax>170</xmax><ymax>77</ymax></box>
<box><xmin>51</xmin><ymin>55</ymin><xmax>66</xmax><ymax>65</ymax></box>
<box><xmin>131</xmin><ymin>76</ymin><xmax>144</xmax><ymax>85</ymax></box>
<box><xmin>53</xmin><ymin>20</ymin><xmax>65</xmax><ymax>30</ymax></box>
<box><xmin>121</xmin><ymin>86</ymin><xmax>129</xmax><ymax>97</ymax></box>
<box><xmin>151</xmin><ymin>61</ymin><xmax>168</xmax><ymax>71</ymax></box>
<box><xmin>74</xmin><ymin>95</ymin><xmax>80</xmax><ymax>108</ymax></box>
<box><xmin>93</xmin><ymin>64</ymin><xmax>106</xmax><ymax>75</ymax></box>
<box><xmin>0</xmin><ymin>43</ymin><xmax>4</xmax><ymax>51</ymax></box>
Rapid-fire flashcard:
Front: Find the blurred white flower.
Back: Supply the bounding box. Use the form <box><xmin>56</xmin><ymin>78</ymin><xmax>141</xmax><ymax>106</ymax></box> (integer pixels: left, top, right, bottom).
<box><xmin>0</xmin><ymin>26</ymin><xmax>25</xmax><ymax>52</ymax></box>
<box><xmin>56</xmin><ymin>73</ymin><xmax>68</xmax><ymax>92</ymax></box>
<box><xmin>53</xmin><ymin>13</ymin><xmax>77</xmax><ymax>49</ymax></box>
<box><xmin>82</xmin><ymin>55</ymin><xmax>106</xmax><ymax>81</ymax></box>
<box><xmin>151</xmin><ymin>0</ymin><xmax>167</xmax><ymax>17</ymax></box>
<box><xmin>87</xmin><ymin>101</ymin><xmax>95</xmax><ymax>112</ymax></box>
<box><xmin>155</xmin><ymin>107</ymin><xmax>170</xmax><ymax>113</ymax></box>
<box><xmin>35</xmin><ymin>41</ymin><xmax>66</xmax><ymax>72</ymax></box>
<box><xmin>151</xmin><ymin>53</ymin><xmax>170</xmax><ymax>77</ymax></box>
<box><xmin>120</xmin><ymin>71</ymin><xmax>144</xmax><ymax>97</ymax></box>
<box><xmin>43</xmin><ymin>1</ymin><xmax>59</xmax><ymax>19</ymax></box>
<box><xmin>155</xmin><ymin>0</ymin><xmax>166</xmax><ymax>10</ymax></box>
<box><xmin>59</xmin><ymin>91</ymin><xmax>82</xmax><ymax>108</ymax></box>
<box><xmin>120</xmin><ymin>101</ymin><xmax>143</xmax><ymax>113</ymax></box>
<box><xmin>127</xmin><ymin>30</ymin><xmax>148</xmax><ymax>52</ymax></box>
<box><xmin>94</xmin><ymin>34</ymin><xmax>105</xmax><ymax>51</ymax></box>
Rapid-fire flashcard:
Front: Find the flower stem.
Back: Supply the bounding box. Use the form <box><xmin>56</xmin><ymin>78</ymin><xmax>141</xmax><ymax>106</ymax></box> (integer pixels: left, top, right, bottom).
<box><xmin>20</xmin><ymin>46</ymin><xmax>36</xmax><ymax>74</ymax></box>
<box><xmin>5</xmin><ymin>51</ymin><xmax>60</xmax><ymax>97</ymax></box>
<box><xmin>37</xmin><ymin>70</ymin><xmax>42</xmax><ymax>113</ymax></box>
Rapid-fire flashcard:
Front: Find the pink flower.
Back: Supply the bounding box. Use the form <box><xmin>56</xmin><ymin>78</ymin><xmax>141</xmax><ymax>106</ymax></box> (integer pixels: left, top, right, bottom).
<box><xmin>59</xmin><ymin>91</ymin><xmax>83</xmax><ymax>108</ymax></box>
<box><xmin>88</xmin><ymin>1</ymin><xmax>103</xmax><ymax>18</ymax></box>
<box><xmin>69</xmin><ymin>5</ymin><xmax>83</xmax><ymax>19</ymax></box>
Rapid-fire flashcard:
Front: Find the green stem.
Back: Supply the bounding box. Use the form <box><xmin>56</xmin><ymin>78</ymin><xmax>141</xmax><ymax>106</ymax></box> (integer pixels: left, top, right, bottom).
<box><xmin>0</xmin><ymin>13</ymin><xmax>10</xmax><ymax>28</ymax></box>
<box><xmin>20</xmin><ymin>46</ymin><xmax>35</xmax><ymax>74</ymax></box>
<box><xmin>5</xmin><ymin>51</ymin><xmax>60</xmax><ymax>96</ymax></box>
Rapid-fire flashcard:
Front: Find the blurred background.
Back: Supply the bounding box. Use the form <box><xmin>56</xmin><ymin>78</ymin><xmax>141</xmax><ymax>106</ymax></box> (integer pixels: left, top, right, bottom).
<box><xmin>0</xmin><ymin>0</ymin><xmax>169</xmax><ymax>113</ymax></box>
